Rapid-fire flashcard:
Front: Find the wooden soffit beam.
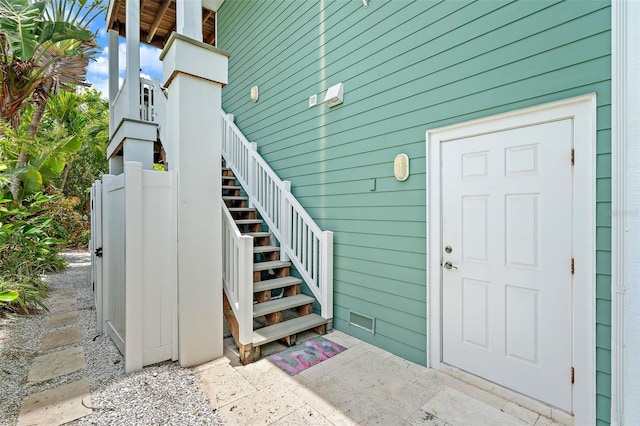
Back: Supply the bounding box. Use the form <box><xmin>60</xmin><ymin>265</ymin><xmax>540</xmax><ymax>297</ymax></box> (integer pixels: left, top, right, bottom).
<box><xmin>146</xmin><ymin>0</ymin><xmax>174</xmax><ymax>44</ymax></box>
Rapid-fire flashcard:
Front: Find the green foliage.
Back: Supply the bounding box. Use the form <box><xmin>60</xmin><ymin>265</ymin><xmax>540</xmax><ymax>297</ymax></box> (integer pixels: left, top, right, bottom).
<box><xmin>0</xmin><ymin>289</ymin><xmax>19</xmax><ymax>302</ymax></box>
<box><xmin>0</xmin><ymin>277</ymin><xmax>47</xmax><ymax>313</ymax></box>
<box><xmin>53</xmin><ymin>89</ymin><xmax>109</xmax><ymax>207</ymax></box>
<box><xmin>0</xmin><ymin>1</ymin><xmax>107</xmax><ymax>315</ymax></box>
<box><xmin>45</xmin><ymin>194</ymin><xmax>88</xmax><ymax>247</ymax></box>
<box><xmin>0</xmin><ymin>0</ymin><xmax>45</xmax><ymax>60</ymax></box>
<box><xmin>0</xmin><ymin>122</ymin><xmax>82</xmax><ymax>198</ymax></box>
<box><xmin>0</xmin><ymin>192</ymin><xmax>68</xmax><ymax>313</ymax></box>
<box><xmin>0</xmin><ymin>0</ymin><xmax>104</xmax><ymax>128</ymax></box>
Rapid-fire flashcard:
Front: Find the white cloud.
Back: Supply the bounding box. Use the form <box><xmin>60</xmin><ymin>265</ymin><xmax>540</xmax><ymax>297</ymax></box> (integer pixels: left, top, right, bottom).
<box><xmin>86</xmin><ymin>40</ymin><xmax>163</xmax><ymax>99</ymax></box>
<box><xmin>118</xmin><ymin>42</ymin><xmax>162</xmax><ymax>76</ymax></box>
<box><xmin>87</xmin><ymin>52</ymin><xmax>108</xmax><ymax>77</ymax></box>
<box><xmin>97</xmin><ymin>27</ymin><xmax>108</xmax><ymax>39</ymax></box>
<box><xmin>86</xmin><ymin>76</ymin><xmax>124</xmax><ymax>99</ymax></box>
<box><xmin>87</xmin><ymin>76</ymin><xmax>109</xmax><ymax>99</ymax></box>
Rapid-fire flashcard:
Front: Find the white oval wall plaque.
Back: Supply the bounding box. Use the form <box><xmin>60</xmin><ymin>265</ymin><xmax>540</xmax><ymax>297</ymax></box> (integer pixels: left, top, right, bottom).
<box><xmin>394</xmin><ymin>153</ymin><xmax>410</xmax><ymax>181</ymax></box>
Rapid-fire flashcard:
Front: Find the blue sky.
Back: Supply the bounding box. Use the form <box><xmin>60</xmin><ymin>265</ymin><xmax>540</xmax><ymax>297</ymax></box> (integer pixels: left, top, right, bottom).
<box><xmin>86</xmin><ymin>5</ymin><xmax>163</xmax><ymax>98</ymax></box>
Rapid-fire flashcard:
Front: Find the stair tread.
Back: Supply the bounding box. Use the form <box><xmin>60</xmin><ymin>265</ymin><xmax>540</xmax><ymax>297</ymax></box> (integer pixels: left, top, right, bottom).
<box><xmin>228</xmin><ymin>207</ymin><xmax>256</xmax><ymax>212</ymax></box>
<box><xmin>253</xmin><ymin>260</ymin><xmax>291</xmax><ymax>271</ymax></box>
<box><xmin>235</xmin><ymin>219</ymin><xmax>262</xmax><ymax>225</ymax></box>
<box><xmin>253</xmin><ymin>294</ymin><xmax>314</xmax><ymax>318</ymax></box>
<box><xmin>223</xmin><ymin>196</ymin><xmax>248</xmax><ymax>200</ymax></box>
<box><xmin>245</xmin><ymin>232</ymin><xmax>270</xmax><ymax>238</ymax></box>
<box><xmin>223</xmin><ymin>185</ymin><xmax>242</xmax><ymax>190</ymax></box>
<box><xmin>253</xmin><ymin>314</ymin><xmax>326</xmax><ymax>346</ymax></box>
<box><xmin>254</xmin><ymin>276</ymin><xmax>302</xmax><ymax>292</ymax></box>
<box><xmin>253</xmin><ymin>245</ymin><xmax>279</xmax><ymax>253</ymax></box>
<box><xmin>222</xmin><ymin>176</ymin><xmax>235</xmax><ymax>180</ymax></box>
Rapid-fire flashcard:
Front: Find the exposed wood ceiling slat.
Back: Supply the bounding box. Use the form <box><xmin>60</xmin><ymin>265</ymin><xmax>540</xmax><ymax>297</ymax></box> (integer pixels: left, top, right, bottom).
<box><xmin>109</xmin><ymin>0</ymin><xmax>215</xmax><ymax>49</ymax></box>
<box><xmin>107</xmin><ymin>0</ymin><xmax>121</xmax><ymax>31</ymax></box>
<box><xmin>202</xmin><ymin>10</ymin><xmax>213</xmax><ymax>24</ymax></box>
<box><xmin>146</xmin><ymin>0</ymin><xmax>173</xmax><ymax>44</ymax></box>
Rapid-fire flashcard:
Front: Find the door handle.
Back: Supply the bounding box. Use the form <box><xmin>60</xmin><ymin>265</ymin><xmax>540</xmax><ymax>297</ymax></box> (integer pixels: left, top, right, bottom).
<box><xmin>443</xmin><ymin>261</ymin><xmax>458</xmax><ymax>270</ymax></box>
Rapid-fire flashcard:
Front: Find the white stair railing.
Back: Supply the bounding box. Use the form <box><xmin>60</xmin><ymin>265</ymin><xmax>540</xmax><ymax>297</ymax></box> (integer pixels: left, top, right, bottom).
<box><xmin>221</xmin><ymin>112</ymin><xmax>333</xmax><ymax>320</ymax></box>
<box><xmin>111</xmin><ymin>77</ymin><xmax>169</xmax><ymax>162</ymax></box>
<box><xmin>139</xmin><ymin>78</ymin><xmax>168</xmax><ymax>151</ymax></box>
<box><xmin>222</xmin><ymin>204</ymin><xmax>254</xmax><ymax>347</ymax></box>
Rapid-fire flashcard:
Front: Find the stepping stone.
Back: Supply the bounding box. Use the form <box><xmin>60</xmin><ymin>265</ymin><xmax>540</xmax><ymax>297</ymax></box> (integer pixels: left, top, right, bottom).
<box><xmin>48</xmin><ymin>300</ymin><xmax>77</xmax><ymax>314</ymax></box>
<box><xmin>28</xmin><ymin>347</ymin><xmax>86</xmax><ymax>383</ymax></box>
<box><xmin>17</xmin><ymin>379</ymin><xmax>92</xmax><ymax>426</ymax></box>
<box><xmin>46</xmin><ymin>311</ymin><xmax>79</xmax><ymax>329</ymax></box>
<box><xmin>41</xmin><ymin>327</ymin><xmax>82</xmax><ymax>351</ymax></box>
<box><xmin>53</xmin><ymin>290</ymin><xmax>77</xmax><ymax>299</ymax></box>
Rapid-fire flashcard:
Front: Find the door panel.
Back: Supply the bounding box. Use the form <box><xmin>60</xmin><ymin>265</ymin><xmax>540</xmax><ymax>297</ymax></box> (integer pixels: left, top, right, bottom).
<box><xmin>441</xmin><ymin>119</ymin><xmax>573</xmax><ymax>411</ymax></box>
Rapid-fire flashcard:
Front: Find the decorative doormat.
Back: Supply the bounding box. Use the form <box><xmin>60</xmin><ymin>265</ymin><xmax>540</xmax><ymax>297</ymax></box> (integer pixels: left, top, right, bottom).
<box><xmin>267</xmin><ymin>336</ymin><xmax>346</xmax><ymax>376</ymax></box>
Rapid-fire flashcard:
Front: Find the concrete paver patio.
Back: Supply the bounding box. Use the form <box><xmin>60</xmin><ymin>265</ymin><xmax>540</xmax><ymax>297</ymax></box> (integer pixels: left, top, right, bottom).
<box><xmin>197</xmin><ymin>330</ymin><xmax>573</xmax><ymax>426</ymax></box>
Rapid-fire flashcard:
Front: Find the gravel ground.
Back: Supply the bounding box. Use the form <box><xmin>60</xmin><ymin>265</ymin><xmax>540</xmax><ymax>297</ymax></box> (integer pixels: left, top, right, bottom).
<box><xmin>0</xmin><ymin>251</ymin><xmax>224</xmax><ymax>426</ymax></box>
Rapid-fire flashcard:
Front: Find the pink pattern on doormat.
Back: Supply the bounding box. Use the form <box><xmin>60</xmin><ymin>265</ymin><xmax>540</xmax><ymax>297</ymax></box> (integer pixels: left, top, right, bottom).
<box><xmin>268</xmin><ymin>336</ymin><xmax>346</xmax><ymax>375</ymax></box>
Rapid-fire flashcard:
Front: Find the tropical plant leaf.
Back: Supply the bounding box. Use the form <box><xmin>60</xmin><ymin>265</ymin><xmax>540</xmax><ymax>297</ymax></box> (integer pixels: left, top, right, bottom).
<box><xmin>60</xmin><ymin>134</ymin><xmax>82</xmax><ymax>154</ymax></box>
<box><xmin>0</xmin><ymin>0</ymin><xmax>45</xmax><ymax>60</ymax></box>
<box><xmin>28</xmin><ymin>135</ymin><xmax>81</xmax><ymax>185</ymax></box>
<box><xmin>38</xmin><ymin>155</ymin><xmax>65</xmax><ymax>183</ymax></box>
<box><xmin>37</xmin><ymin>22</ymin><xmax>92</xmax><ymax>45</ymax></box>
<box><xmin>17</xmin><ymin>164</ymin><xmax>42</xmax><ymax>197</ymax></box>
<box><xmin>0</xmin><ymin>289</ymin><xmax>19</xmax><ymax>302</ymax></box>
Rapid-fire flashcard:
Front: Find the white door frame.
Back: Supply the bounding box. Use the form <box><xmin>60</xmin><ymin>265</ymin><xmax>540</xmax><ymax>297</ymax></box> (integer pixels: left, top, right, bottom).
<box><xmin>426</xmin><ymin>94</ymin><xmax>597</xmax><ymax>425</ymax></box>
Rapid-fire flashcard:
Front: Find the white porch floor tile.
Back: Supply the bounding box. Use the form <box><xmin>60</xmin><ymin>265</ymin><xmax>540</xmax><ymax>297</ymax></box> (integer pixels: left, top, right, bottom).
<box><xmin>503</xmin><ymin>401</ymin><xmax>541</xmax><ymax>424</ymax></box>
<box><xmin>212</xmin><ymin>332</ymin><xmax>576</xmax><ymax>426</ymax></box>
<box><xmin>446</xmin><ymin>378</ymin><xmax>508</xmax><ymax>410</ymax></box>
<box><xmin>196</xmin><ymin>359</ymin><xmax>257</xmax><ymax>408</ymax></box>
<box><xmin>269</xmin><ymin>404</ymin><xmax>334</xmax><ymax>426</ymax></box>
<box><xmin>218</xmin><ymin>381</ymin><xmax>305</xmax><ymax>425</ymax></box>
<box><xmin>420</xmin><ymin>386</ymin><xmax>528</xmax><ymax>426</ymax></box>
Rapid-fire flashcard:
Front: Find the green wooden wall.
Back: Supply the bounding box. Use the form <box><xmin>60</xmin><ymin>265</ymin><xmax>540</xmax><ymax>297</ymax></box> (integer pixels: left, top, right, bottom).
<box><xmin>218</xmin><ymin>1</ymin><xmax>611</xmax><ymax>422</ymax></box>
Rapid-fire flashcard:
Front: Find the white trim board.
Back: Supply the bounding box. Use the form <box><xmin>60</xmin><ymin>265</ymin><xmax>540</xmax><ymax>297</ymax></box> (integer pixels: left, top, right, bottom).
<box><xmin>612</xmin><ymin>0</ymin><xmax>640</xmax><ymax>424</ymax></box>
<box><xmin>426</xmin><ymin>94</ymin><xmax>597</xmax><ymax>425</ymax></box>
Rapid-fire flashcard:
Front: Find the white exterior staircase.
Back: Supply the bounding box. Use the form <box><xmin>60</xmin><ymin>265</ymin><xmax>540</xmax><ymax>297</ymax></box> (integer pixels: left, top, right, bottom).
<box><xmin>222</xmin><ymin>166</ymin><xmax>329</xmax><ymax>363</ymax></box>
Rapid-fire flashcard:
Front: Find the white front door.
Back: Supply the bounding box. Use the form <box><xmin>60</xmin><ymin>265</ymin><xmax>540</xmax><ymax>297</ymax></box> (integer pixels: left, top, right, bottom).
<box><xmin>441</xmin><ymin>120</ymin><xmax>573</xmax><ymax>411</ymax></box>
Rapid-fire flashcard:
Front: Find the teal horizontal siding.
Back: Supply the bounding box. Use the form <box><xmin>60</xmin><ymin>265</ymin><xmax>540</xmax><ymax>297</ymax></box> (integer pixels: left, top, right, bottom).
<box><xmin>219</xmin><ymin>0</ymin><xmax>612</xmax><ymax>420</ymax></box>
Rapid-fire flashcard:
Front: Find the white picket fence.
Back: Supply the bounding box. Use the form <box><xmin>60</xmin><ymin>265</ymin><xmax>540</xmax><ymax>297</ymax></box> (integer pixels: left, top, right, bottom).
<box><xmin>221</xmin><ymin>112</ymin><xmax>334</xmax><ymax>323</ymax></box>
<box><xmin>92</xmin><ymin>162</ymin><xmax>178</xmax><ymax>373</ymax></box>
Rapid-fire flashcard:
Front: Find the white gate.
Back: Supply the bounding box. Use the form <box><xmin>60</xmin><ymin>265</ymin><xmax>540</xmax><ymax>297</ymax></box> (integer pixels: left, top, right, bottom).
<box><xmin>103</xmin><ymin>173</ymin><xmax>126</xmax><ymax>355</ymax></box>
<box><xmin>90</xmin><ymin>181</ymin><xmax>104</xmax><ymax>333</ymax></box>
<box><xmin>92</xmin><ymin>162</ymin><xmax>178</xmax><ymax>372</ymax></box>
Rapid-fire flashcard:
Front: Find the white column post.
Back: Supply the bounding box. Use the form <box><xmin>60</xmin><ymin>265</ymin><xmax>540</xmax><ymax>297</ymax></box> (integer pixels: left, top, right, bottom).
<box><xmin>612</xmin><ymin>1</ymin><xmax>640</xmax><ymax>424</ymax></box>
<box><xmin>280</xmin><ymin>181</ymin><xmax>291</xmax><ymax>261</ymax></box>
<box><xmin>176</xmin><ymin>0</ymin><xmax>202</xmax><ymax>41</ymax></box>
<box><xmin>320</xmin><ymin>230</ymin><xmax>333</xmax><ymax>320</ymax></box>
<box><xmin>124</xmin><ymin>161</ymin><xmax>143</xmax><ymax>373</ymax></box>
<box><xmin>160</xmin><ymin>34</ymin><xmax>229</xmax><ymax>367</ymax></box>
<box><xmin>247</xmin><ymin>142</ymin><xmax>257</xmax><ymax>202</ymax></box>
<box><xmin>108</xmin><ymin>29</ymin><xmax>119</xmax><ymax>136</ymax></box>
<box><xmin>125</xmin><ymin>0</ymin><xmax>141</xmax><ymax>120</ymax></box>
<box><xmin>623</xmin><ymin>0</ymin><xmax>640</xmax><ymax>423</ymax></box>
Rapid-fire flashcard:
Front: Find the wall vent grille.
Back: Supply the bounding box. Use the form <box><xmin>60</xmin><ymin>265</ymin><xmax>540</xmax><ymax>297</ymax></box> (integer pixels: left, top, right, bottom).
<box><xmin>349</xmin><ymin>311</ymin><xmax>375</xmax><ymax>334</ymax></box>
